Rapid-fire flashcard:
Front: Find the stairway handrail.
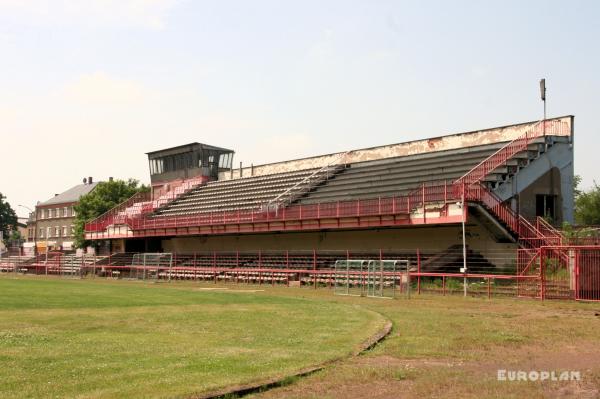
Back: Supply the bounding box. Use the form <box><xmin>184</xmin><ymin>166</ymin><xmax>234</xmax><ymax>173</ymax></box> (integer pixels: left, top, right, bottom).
<box><xmin>455</xmin><ymin>119</ymin><xmax>570</xmax><ymax>187</ymax></box>
<box><xmin>265</xmin><ymin>150</ymin><xmax>351</xmax><ymax>211</ymax></box>
<box><xmin>84</xmin><ymin>191</ymin><xmax>151</xmax><ymax>232</ymax></box>
<box><xmin>536</xmin><ymin>216</ymin><xmax>564</xmax><ymax>242</ymax></box>
<box><xmin>463</xmin><ymin>183</ymin><xmax>560</xmax><ymax>249</ymax></box>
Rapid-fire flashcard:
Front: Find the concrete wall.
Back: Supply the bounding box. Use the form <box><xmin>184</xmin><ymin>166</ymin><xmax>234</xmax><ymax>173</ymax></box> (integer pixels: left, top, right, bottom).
<box><xmin>494</xmin><ymin>139</ymin><xmax>574</xmax><ymax>224</ymax></box>
<box><xmin>519</xmin><ymin>168</ymin><xmax>563</xmax><ymax>222</ymax></box>
<box><xmin>220</xmin><ymin>116</ymin><xmax>572</xmax><ymax>180</ymax></box>
<box><xmin>161</xmin><ymin>217</ymin><xmax>517</xmax><ymax>268</ymax></box>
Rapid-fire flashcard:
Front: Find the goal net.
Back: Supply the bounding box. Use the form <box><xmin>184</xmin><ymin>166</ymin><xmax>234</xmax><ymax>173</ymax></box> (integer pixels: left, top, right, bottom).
<box><xmin>131</xmin><ymin>253</ymin><xmax>173</xmax><ymax>280</ymax></box>
<box><xmin>334</xmin><ymin>259</ymin><xmax>411</xmax><ymax>298</ymax></box>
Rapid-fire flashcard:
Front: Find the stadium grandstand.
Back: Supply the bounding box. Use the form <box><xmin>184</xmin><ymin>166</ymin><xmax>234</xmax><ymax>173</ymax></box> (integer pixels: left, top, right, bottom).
<box><xmin>85</xmin><ymin>116</ymin><xmax>574</xmax><ymax>255</ymax></box>
<box><xmin>6</xmin><ymin>115</ymin><xmax>600</xmax><ymax>300</ymax></box>
<box><xmin>76</xmin><ymin>115</ymin><xmax>600</xmax><ymax>300</ymax></box>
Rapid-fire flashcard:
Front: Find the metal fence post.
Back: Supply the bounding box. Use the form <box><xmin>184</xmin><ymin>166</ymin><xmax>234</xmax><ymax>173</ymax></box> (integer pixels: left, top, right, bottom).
<box><xmin>417</xmin><ymin>248</ymin><xmax>421</xmax><ymax>295</ymax></box>
<box><xmin>313</xmin><ymin>249</ymin><xmax>317</xmax><ymax>289</ymax></box>
<box><xmin>540</xmin><ymin>248</ymin><xmax>545</xmax><ymax>301</ymax></box>
<box><xmin>406</xmin><ymin>260</ymin><xmax>411</xmax><ymax>299</ymax></box>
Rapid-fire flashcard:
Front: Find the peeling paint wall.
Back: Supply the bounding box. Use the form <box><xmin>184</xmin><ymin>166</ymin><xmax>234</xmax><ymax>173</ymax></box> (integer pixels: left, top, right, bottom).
<box><xmin>219</xmin><ymin>116</ymin><xmax>572</xmax><ymax>181</ymax></box>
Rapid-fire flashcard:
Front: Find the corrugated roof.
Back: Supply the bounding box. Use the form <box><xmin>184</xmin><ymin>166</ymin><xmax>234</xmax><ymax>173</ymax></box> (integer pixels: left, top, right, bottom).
<box><xmin>39</xmin><ymin>182</ymin><xmax>99</xmax><ymax>206</ymax></box>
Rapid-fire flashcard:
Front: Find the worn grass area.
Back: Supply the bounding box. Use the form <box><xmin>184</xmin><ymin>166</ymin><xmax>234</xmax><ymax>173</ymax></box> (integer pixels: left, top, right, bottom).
<box><xmin>0</xmin><ymin>277</ymin><xmax>386</xmax><ymax>399</ymax></box>
<box><xmin>245</xmin><ymin>287</ymin><xmax>600</xmax><ymax>399</ymax></box>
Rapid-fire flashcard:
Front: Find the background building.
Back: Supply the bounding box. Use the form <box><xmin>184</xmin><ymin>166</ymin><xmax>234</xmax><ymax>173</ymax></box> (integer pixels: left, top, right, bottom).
<box><xmin>35</xmin><ymin>178</ymin><xmax>99</xmax><ymax>252</ymax></box>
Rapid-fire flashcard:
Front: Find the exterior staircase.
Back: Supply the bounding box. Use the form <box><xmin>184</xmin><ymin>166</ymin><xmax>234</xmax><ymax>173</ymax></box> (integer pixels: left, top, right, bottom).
<box><xmin>451</xmin><ymin>119</ymin><xmax>572</xmax><ymax>298</ymax></box>
<box><xmin>452</xmin><ymin>119</ymin><xmax>569</xmax><ymax>249</ymax></box>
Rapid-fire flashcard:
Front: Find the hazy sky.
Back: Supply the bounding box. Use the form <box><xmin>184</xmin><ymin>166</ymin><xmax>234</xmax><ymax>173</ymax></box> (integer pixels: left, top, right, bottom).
<box><xmin>1</xmin><ymin>0</ymin><xmax>599</xmax><ymax>217</ymax></box>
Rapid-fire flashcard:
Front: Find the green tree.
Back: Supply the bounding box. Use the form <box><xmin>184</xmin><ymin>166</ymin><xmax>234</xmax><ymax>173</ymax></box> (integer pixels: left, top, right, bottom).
<box><xmin>575</xmin><ymin>181</ymin><xmax>600</xmax><ymax>225</ymax></box>
<box><xmin>74</xmin><ymin>179</ymin><xmax>149</xmax><ymax>248</ymax></box>
<box><xmin>0</xmin><ymin>193</ymin><xmax>18</xmax><ymax>246</ymax></box>
<box><xmin>573</xmin><ymin>175</ymin><xmax>582</xmax><ymax>199</ymax></box>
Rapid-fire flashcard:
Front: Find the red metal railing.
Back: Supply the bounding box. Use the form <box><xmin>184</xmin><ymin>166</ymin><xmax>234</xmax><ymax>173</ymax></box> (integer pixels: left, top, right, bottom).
<box><xmin>85</xmin><ymin>191</ymin><xmax>151</xmax><ymax>232</ymax></box>
<box><xmin>459</xmin><ymin>183</ymin><xmax>562</xmax><ymax>249</ymax></box>
<box><xmin>84</xmin><ymin>179</ymin><xmax>558</xmax><ymax>252</ymax></box>
<box><xmin>455</xmin><ymin>120</ymin><xmax>570</xmax><ymax>187</ymax></box>
<box><xmin>535</xmin><ymin>216</ymin><xmax>564</xmax><ymax>244</ymax></box>
<box><xmin>123</xmin><ymin>180</ymin><xmax>457</xmax><ymax>231</ymax></box>
<box><xmin>84</xmin><ymin>180</ymin><xmax>459</xmax><ymax>233</ymax></box>
<box><xmin>85</xmin><ymin>177</ymin><xmax>206</xmax><ymax>232</ymax></box>
<box><xmin>84</xmin><ymin>179</ymin><xmax>563</xmax><ymax>254</ymax></box>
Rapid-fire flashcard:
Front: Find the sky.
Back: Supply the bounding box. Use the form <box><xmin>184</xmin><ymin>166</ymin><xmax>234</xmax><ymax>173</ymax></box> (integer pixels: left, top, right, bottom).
<box><xmin>1</xmin><ymin>0</ymin><xmax>599</xmax><ymax>217</ymax></box>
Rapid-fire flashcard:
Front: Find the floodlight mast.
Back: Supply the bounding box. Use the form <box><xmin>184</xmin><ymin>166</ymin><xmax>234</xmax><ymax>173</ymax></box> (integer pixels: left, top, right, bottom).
<box><xmin>540</xmin><ymin>78</ymin><xmax>547</xmax><ymax>136</ymax></box>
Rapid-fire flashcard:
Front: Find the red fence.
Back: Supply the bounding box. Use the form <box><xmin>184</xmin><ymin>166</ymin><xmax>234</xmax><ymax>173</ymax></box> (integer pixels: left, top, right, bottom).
<box><xmin>5</xmin><ymin>246</ymin><xmax>599</xmax><ymax>301</ymax></box>
<box><xmin>576</xmin><ymin>248</ymin><xmax>600</xmax><ymax>301</ymax></box>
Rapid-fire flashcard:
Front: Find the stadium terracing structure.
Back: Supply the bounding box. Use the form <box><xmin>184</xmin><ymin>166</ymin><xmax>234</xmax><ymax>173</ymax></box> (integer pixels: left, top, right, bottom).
<box><xmin>78</xmin><ymin>115</ymin><xmax>600</xmax><ymax>300</ymax></box>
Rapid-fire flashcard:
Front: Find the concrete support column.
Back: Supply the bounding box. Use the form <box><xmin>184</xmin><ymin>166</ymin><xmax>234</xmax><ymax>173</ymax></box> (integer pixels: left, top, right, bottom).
<box><xmin>559</xmin><ymin>160</ymin><xmax>574</xmax><ymax>224</ymax></box>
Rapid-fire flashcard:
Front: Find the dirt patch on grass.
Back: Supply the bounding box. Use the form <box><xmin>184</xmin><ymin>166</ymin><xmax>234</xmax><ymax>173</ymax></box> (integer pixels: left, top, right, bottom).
<box><xmin>293</xmin><ymin>378</ymin><xmax>412</xmax><ymax>399</ymax></box>
<box><xmin>250</xmin><ymin>344</ymin><xmax>600</xmax><ymax>399</ymax></box>
<box><xmin>356</xmin><ymin>355</ymin><xmax>463</xmax><ymax>369</ymax></box>
<box><xmin>465</xmin><ymin>339</ymin><xmax>600</xmax><ymax>372</ymax></box>
<box><xmin>250</xmin><ymin>358</ymin><xmax>414</xmax><ymax>399</ymax></box>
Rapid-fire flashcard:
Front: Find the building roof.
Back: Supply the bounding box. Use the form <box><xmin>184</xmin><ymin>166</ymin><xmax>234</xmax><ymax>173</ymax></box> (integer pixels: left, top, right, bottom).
<box><xmin>146</xmin><ymin>142</ymin><xmax>234</xmax><ymax>157</ymax></box>
<box><xmin>39</xmin><ymin>182</ymin><xmax>99</xmax><ymax>206</ymax></box>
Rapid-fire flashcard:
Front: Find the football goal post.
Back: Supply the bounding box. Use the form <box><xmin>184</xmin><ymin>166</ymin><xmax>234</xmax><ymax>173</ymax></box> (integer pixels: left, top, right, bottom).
<box><xmin>131</xmin><ymin>253</ymin><xmax>173</xmax><ymax>281</ymax></box>
<box><xmin>334</xmin><ymin>259</ymin><xmax>410</xmax><ymax>298</ymax></box>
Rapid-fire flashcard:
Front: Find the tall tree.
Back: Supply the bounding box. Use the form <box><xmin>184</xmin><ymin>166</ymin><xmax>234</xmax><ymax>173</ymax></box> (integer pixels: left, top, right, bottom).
<box><xmin>575</xmin><ymin>181</ymin><xmax>600</xmax><ymax>225</ymax></box>
<box><xmin>73</xmin><ymin>179</ymin><xmax>149</xmax><ymax>248</ymax></box>
<box><xmin>0</xmin><ymin>193</ymin><xmax>17</xmax><ymax>246</ymax></box>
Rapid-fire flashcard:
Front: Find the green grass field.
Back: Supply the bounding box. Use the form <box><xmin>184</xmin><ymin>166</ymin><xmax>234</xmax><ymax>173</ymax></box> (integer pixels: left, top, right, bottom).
<box><xmin>0</xmin><ymin>277</ymin><xmax>385</xmax><ymax>398</ymax></box>
<box><xmin>2</xmin><ymin>276</ymin><xmax>600</xmax><ymax>399</ymax></box>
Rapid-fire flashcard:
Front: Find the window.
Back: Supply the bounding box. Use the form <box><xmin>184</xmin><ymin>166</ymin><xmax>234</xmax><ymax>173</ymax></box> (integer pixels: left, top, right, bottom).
<box><xmin>47</xmin><ymin>227</ymin><xmax>52</xmax><ymax>237</ymax></box>
<box><xmin>536</xmin><ymin>194</ymin><xmax>556</xmax><ymax>220</ymax></box>
<box><xmin>54</xmin><ymin>226</ymin><xmax>60</xmax><ymax>237</ymax></box>
<box><xmin>70</xmin><ymin>225</ymin><xmax>75</xmax><ymax>235</ymax></box>
<box><xmin>38</xmin><ymin>210</ymin><xmax>43</xmax><ymax>220</ymax></box>
<box><xmin>39</xmin><ymin>228</ymin><xmax>44</xmax><ymax>238</ymax></box>
<box><xmin>72</xmin><ymin>207</ymin><xmax>76</xmax><ymax>217</ymax></box>
<box><xmin>45</xmin><ymin>209</ymin><xmax>49</xmax><ymax>219</ymax></box>
<box><xmin>62</xmin><ymin>226</ymin><xmax>67</xmax><ymax>237</ymax></box>
<box><xmin>63</xmin><ymin>207</ymin><xmax>68</xmax><ymax>217</ymax></box>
